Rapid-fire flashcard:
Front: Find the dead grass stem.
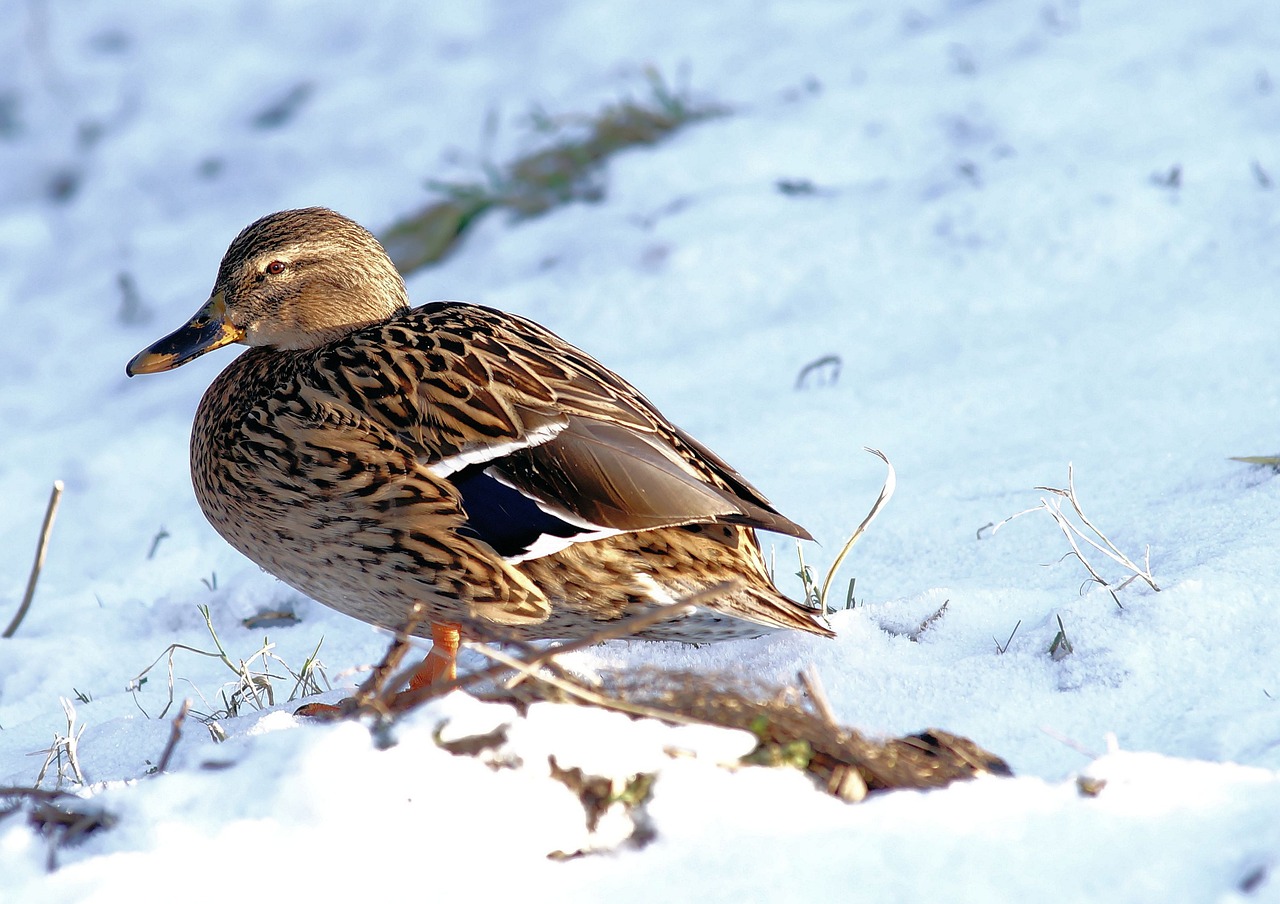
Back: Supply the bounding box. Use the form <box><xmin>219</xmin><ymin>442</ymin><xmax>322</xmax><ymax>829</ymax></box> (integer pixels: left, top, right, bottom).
<box><xmin>4</xmin><ymin>480</ymin><xmax>64</xmax><ymax>639</ymax></box>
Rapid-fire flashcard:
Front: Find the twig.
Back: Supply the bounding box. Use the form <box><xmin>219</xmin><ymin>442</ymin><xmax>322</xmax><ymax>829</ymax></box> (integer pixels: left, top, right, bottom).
<box><xmin>0</xmin><ymin>786</ymin><xmax>70</xmax><ymax>803</ymax></box>
<box><xmin>346</xmin><ymin>605</ymin><xmax>428</xmax><ymax>713</ymax></box>
<box><xmin>819</xmin><ymin>449</ymin><xmax>895</xmax><ymax>615</ymax></box>
<box><xmin>797</xmin><ymin>666</ymin><xmax>869</xmax><ymax>800</ymax></box>
<box><xmin>154</xmin><ymin>700</ymin><xmax>191</xmax><ymax>774</ymax></box>
<box><xmin>146</xmin><ymin>528</ymin><xmax>170</xmax><ymax>560</ymax></box>
<box><xmin>4</xmin><ymin>481</ymin><xmax>64</xmax><ymax>638</ymax></box>
<box><xmin>4</xmin><ymin>785</ymin><xmax>119</xmax><ymax>873</ymax></box>
<box><xmin>798</xmin><ymin>666</ymin><xmax>839</xmax><ymax>728</ymax></box>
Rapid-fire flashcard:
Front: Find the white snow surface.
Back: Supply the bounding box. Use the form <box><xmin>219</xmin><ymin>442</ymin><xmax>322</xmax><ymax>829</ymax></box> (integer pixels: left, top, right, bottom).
<box><xmin>3</xmin><ymin>1</ymin><xmax>1280</xmax><ymax>901</ymax></box>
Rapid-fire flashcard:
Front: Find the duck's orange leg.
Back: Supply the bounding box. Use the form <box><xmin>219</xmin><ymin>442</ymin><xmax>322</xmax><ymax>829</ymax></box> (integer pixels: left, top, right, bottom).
<box><xmin>296</xmin><ymin>621</ymin><xmax>462</xmax><ymax>718</ymax></box>
<box><xmin>408</xmin><ymin>621</ymin><xmax>461</xmax><ymax>690</ymax></box>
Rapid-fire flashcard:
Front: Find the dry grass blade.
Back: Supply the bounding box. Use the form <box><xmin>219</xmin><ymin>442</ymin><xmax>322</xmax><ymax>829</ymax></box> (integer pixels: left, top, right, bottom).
<box><xmin>129</xmin><ymin>640</ymin><xmax>226</xmax><ymax>719</ymax></box>
<box><xmin>984</xmin><ymin>463</ymin><xmax>1158</xmax><ymax>605</ymax></box>
<box><xmin>819</xmin><ymin>448</ymin><xmax>895</xmax><ymax>615</ymax></box>
<box><xmin>382</xmin><ymin>71</ymin><xmax>725</xmax><ymax>276</ymax></box>
<box><xmin>34</xmin><ymin>698</ymin><xmax>86</xmax><ymax>790</ymax></box>
<box><xmin>131</xmin><ymin>605</ymin><xmax>328</xmax><ymax>722</ymax></box>
<box><xmin>286</xmin><ymin>637</ymin><xmax>330</xmax><ymax>700</ymax></box>
<box><xmin>1036</xmin><ymin>464</ymin><xmax>1159</xmax><ymax>593</ymax></box>
<box><xmin>1230</xmin><ymin>454</ymin><xmax>1280</xmax><ymax>467</ymax></box>
<box><xmin>908</xmin><ymin>599</ymin><xmax>950</xmax><ymax>642</ymax></box>
<box><xmin>4</xmin><ymin>480</ymin><xmax>64</xmax><ymax>639</ymax></box>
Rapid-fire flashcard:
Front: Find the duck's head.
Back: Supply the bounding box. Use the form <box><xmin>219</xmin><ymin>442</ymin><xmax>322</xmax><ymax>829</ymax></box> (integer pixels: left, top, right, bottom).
<box><xmin>126</xmin><ymin>207</ymin><xmax>410</xmax><ymax>376</ymax></box>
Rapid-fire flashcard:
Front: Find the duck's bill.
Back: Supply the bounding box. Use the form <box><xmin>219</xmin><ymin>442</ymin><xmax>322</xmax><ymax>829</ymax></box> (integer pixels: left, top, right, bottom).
<box><xmin>126</xmin><ymin>292</ymin><xmax>244</xmax><ymax>376</ymax></box>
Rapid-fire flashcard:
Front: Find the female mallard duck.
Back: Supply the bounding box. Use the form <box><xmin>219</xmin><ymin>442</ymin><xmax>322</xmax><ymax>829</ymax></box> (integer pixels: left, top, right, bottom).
<box><xmin>127</xmin><ymin>208</ymin><xmax>832</xmax><ymax>690</ymax></box>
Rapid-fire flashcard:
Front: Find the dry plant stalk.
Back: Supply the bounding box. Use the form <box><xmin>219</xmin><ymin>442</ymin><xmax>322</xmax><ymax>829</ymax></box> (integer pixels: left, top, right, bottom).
<box><xmin>153</xmin><ymin>700</ymin><xmax>192</xmax><ymax>774</ymax></box>
<box><xmin>130</xmin><ymin>605</ymin><xmax>329</xmax><ymax>720</ymax></box>
<box><xmin>382</xmin><ymin>69</ymin><xmax>724</xmax><ymax>276</ymax></box>
<box><xmin>984</xmin><ymin>463</ymin><xmax>1158</xmax><ymax>606</ymax></box>
<box><xmin>819</xmin><ymin>448</ymin><xmax>895</xmax><ymax>615</ymax></box>
<box><xmin>1230</xmin><ymin>454</ymin><xmax>1280</xmax><ymax>468</ymax></box>
<box><xmin>3</xmin><ymin>480</ymin><xmax>64</xmax><ymax>639</ymax></box>
<box><xmin>34</xmin><ymin>698</ymin><xmax>86</xmax><ymax>789</ymax></box>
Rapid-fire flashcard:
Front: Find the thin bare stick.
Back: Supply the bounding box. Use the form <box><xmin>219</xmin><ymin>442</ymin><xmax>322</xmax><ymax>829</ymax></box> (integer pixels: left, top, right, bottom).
<box><xmin>798</xmin><ymin>666</ymin><xmax>839</xmax><ymax>728</ymax></box>
<box><xmin>819</xmin><ymin>449</ymin><xmax>896</xmax><ymax>615</ymax></box>
<box><xmin>977</xmin><ymin>503</ymin><xmax>1045</xmax><ymax>538</ymax></box>
<box><xmin>347</xmin><ymin>606</ymin><xmax>427</xmax><ymax>713</ymax></box>
<box><xmin>4</xmin><ymin>481</ymin><xmax>64</xmax><ymax>639</ymax></box>
<box><xmin>0</xmin><ymin>787</ymin><xmax>70</xmax><ymax>802</ymax></box>
<box><xmin>154</xmin><ymin>700</ymin><xmax>191</xmax><ymax>774</ymax></box>
<box><xmin>796</xmin><ymin>665</ymin><xmax>868</xmax><ymax>801</ymax></box>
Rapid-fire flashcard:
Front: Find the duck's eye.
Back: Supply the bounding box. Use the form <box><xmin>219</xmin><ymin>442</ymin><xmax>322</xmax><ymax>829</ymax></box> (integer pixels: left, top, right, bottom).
<box><xmin>265</xmin><ymin>260</ymin><xmax>287</xmax><ymax>276</ymax></box>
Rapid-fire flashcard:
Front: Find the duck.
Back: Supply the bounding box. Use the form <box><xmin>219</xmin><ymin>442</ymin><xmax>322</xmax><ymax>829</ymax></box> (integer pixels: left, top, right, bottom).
<box><xmin>126</xmin><ymin>207</ymin><xmax>832</xmax><ymax>696</ymax></box>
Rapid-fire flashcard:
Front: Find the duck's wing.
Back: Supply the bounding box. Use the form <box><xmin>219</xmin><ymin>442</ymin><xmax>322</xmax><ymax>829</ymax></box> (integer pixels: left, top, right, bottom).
<box><xmin>309</xmin><ymin>302</ymin><xmax>811</xmax><ymax>563</ymax></box>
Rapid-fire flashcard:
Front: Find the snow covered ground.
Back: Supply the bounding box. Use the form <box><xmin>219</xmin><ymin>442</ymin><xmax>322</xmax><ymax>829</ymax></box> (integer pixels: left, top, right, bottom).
<box><xmin>3</xmin><ymin>1</ymin><xmax>1280</xmax><ymax>900</ymax></box>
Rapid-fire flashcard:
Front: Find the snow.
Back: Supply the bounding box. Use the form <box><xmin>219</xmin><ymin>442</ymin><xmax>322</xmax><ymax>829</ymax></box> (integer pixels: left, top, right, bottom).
<box><xmin>3</xmin><ymin>0</ymin><xmax>1280</xmax><ymax>900</ymax></box>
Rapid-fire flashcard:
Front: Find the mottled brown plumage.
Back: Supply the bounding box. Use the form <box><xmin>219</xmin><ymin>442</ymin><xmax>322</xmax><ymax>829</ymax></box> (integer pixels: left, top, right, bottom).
<box><xmin>127</xmin><ymin>207</ymin><xmax>832</xmax><ymax>671</ymax></box>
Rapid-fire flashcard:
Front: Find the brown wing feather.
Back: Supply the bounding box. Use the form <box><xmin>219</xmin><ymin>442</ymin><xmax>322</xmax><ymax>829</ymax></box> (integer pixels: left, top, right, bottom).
<box><xmin>312</xmin><ymin>301</ymin><xmax>811</xmax><ymax>541</ymax></box>
<box><xmin>496</xmin><ymin>417</ymin><xmax>812</xmax><ymax>538</ymax></box>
